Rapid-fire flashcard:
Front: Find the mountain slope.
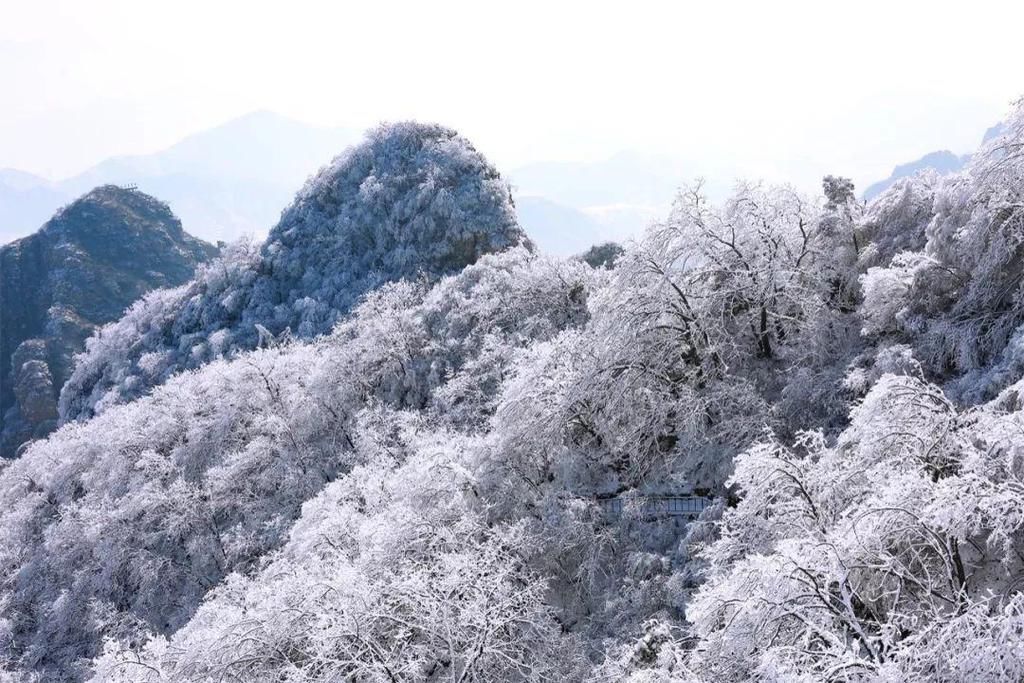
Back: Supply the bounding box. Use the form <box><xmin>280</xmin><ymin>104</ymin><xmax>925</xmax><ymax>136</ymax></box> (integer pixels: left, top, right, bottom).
<box><xmin>8</xmin><ymin>109</ymin><xmax>1024</xmax><ymax>681</ymax></box>
<box><xmin>0</xmin><ymin>121</ymin><xmax>561</xmax><ymax>680</ymax></box>
<box><xmin>0</xmin><ymin>186</ymin><xmax>216</xmax><ymax>456</ymax></box>
<box><xmin>1</xmin><ymin>136</ymin><xmax>693</xmax><ymax>253</ymax></box>
<box><xmin>88</xmin><ymin>107</ymin><xmax>1024</xmax><ymax>682</ymax></box>
<box><xmin>60</xmin><ymin>121</ymin><xmax>530</xmax><ymax>422</ymax></box>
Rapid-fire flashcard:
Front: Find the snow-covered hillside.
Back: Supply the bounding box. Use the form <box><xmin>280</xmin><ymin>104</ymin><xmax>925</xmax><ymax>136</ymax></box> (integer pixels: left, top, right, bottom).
<box><xmin>3</xmin><ymin>102</ymin><xmax>1024</xmax><ymax>682</ymax></box>
<box><xmin>59</xmin><ymin>122</ymin><xmax>529</xmax><ymax>422</ymax></box>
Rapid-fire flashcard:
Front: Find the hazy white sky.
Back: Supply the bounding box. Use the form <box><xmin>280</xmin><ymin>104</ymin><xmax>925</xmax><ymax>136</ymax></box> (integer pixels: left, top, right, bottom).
<box><xmin>2</xmin><ymin>0</ymin><xmax>1021</xmax><ymax>189</ymax></box>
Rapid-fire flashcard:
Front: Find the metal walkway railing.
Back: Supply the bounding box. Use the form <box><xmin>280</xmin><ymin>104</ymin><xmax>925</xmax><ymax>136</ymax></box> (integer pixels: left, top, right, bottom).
<box><xmin>596</xmin><ymin>494</ymin><xmax>712</xmax><ymax>519</ymax></box>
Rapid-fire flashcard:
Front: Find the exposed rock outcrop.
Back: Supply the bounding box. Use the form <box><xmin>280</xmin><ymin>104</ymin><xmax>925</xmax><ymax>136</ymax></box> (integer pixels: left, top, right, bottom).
<box><xmin>0</xmin><ymin>185</ymin><xmax>216</xmax><ymax>456</ymax></box>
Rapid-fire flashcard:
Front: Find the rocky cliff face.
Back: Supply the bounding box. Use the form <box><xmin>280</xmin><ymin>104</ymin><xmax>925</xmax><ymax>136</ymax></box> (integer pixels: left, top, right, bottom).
<box><xmin>0</xmin><ymin>185</ymin><xmax>216</xmax><ymax>456</ymax></box>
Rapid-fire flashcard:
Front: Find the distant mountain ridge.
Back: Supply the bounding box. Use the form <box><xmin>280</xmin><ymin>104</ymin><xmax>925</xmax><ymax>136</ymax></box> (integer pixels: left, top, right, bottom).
<box><xmin>863</xmin><ymin>122</ymin><xmax>1005</xmax><ymax>200</ymax></box>
<box><xmin>863</xmin><ymin>150</ymin><xmax>970</xmax><ymax>200</ymax></box>
<box><xmin>508</xmin><ymin>151</ymin><xmax>732</xmax><ymax>254</ymax></box>
<box><xmin>0</xmin><ymin>170</ymin><xmax>70</xmax><ymax>244</ymax></box>
<box><xmin>511</xmin><ymin>151</ymin><xmax>689</xmax><ymax>208</ymax></box>
<box><xmin>4</xmin><ymin>111</ymin><xmax>1000</xmax><ymax>256</ymax></box>
<box><xmin>0</xmin><ymin>113</ymin><xmax>681</xmax><ymax>255</ymax></box>
<box><xmin>0</xmin><ymin>186</ymin><xmax>216</xmax><ymax>456</ymax></box>
<box><xmin>0</xmin><ymin>112</ymin><xmax>361</xmax><ymax>245</ymax></box>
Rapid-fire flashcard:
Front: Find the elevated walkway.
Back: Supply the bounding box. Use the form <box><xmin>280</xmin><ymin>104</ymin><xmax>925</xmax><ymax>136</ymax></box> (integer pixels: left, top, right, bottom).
<box><xmin>596</xmin><ymin>494</ymin><xmax>712</xmax><ymax>520</ymax></box>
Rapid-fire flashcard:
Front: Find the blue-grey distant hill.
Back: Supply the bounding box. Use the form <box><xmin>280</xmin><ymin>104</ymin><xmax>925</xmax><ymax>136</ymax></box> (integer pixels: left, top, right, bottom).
<box><xmin>864</xmin><ymin>123</ymin><xmax>1005</xmax><ymax>200</ymax></box>
<box><xmin>10</xmin><ymin>112</ymin><xmax>999</xmax><ymax>255</ymax></box>
<box><xmin>510</xmin><ymin>152</ymin><xmax>736</xmax><ymax>253</ymax></box>
<box><xmin>863</xmin><ymin>150</ymin><xmax>970</xmax><ymax>200</ymax></box>
<box><xmin>0</xmin><ymin>112</ymin><xmax>361</xmax><ymax>245</ymax></box>
<box><xmin>514</xmin><ymin>196</ymin><xmax>609</xmax><ymax>256</ymax></box>
<box><xmin>0</xmin><ymin>115</ymin><xmax>687</xmax><ymax>255</ymax></box>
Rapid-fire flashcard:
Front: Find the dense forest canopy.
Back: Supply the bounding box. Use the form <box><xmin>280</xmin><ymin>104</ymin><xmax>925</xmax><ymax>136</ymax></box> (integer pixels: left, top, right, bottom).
<box><xmin>3</xmin><ymin>103</ymin><xmax>1024</xmax><ymax>681</ymax></box>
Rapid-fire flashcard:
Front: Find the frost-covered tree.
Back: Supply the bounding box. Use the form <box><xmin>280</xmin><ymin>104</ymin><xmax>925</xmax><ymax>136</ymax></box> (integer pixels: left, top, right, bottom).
<box><xmin>649</xmin><ymin>182</ymin><xmax>825</xmax><ymax>362</ymax></box>
<box><xmin>854</xmin><ymin>171</ymin><xmax>939</xmax><ymax>271</ymax></box>
<box><xmin>853</xmin><ymin>100</ymin><xmax>1024</xmax><ymax>401</ymax></box>
<box><xmin>0</xmin><ymin>249</ymin><xmax>590</xmax><ymax>680</ymax></box>
<box><xmin>686</xmin><ymin>374</ymin><xmax>1024</xmax><ymax>681</ymax></box>
<box><xmin>579</xmin><ymin>241</ymin><xmax>625</xmax><ymax>269</ymax></box>
<box><xmin>93</xmin><ymin>428</ymin><xmax>587</xmax><ymax>682</ymax></box>
<box><xmin>515</xmin><ymin>181</ymin><xmax>859</xmax><ymax>492</ymax></box>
